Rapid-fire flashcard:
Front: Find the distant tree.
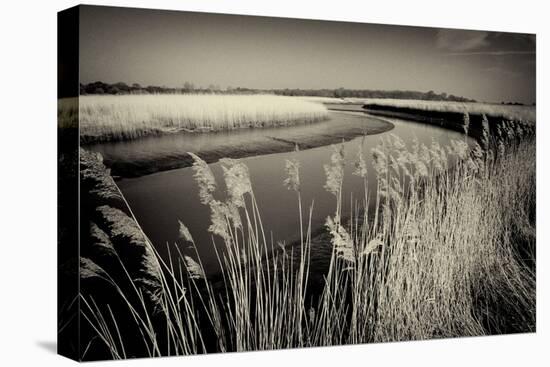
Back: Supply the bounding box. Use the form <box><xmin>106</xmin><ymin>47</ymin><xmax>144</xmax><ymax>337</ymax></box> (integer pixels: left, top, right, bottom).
<box><xmin>108</xmin><ymin>86</ymin><xmax>120</xmax><ymax>94</ymax></box>
<box><xmin>113</xmin><ymin>82</ymin><xmax>130</xmax><ymax>93</ymax></box>
<box><xmin>183</xmin><ymin>82</ymin><xmax>195</xmax><ymax>92</ymax></box>
<box><xmin>78</xmin><ymin>81</ymin><xmax>477</xmax><ymax>101</ymax></box>
<box><xmin>334</xmin><ymin>88</ymin><xmax>345</xmax><ymax>98</ymax></box>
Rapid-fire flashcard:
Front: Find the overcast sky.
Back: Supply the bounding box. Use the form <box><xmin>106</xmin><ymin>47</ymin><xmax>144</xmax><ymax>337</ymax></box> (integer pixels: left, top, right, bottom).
<box><xmin>79</xmin><ymin>5</ymin><xmax>536</xmax><ymax>103</ymax></box>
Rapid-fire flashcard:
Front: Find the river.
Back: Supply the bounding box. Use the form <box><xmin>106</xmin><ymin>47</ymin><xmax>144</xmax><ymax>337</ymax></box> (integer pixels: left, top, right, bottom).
<box><xmin>89</xmin><ymin>108</ymin><xmax>472</xmax><ymax>276</ymax></box>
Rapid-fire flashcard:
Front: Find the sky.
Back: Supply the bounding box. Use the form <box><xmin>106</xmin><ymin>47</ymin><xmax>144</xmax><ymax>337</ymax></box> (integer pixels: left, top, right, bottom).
<box><xmin>79</xmin><ymin>5</ymin><xmax>536</xmax><ymax>104</ymax></box>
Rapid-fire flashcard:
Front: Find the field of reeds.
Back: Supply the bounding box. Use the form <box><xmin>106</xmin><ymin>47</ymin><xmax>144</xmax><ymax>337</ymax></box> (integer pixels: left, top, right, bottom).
<box><xmin>73</xmin><ymin>94</ymin><xmax>329</xmax><ymax>143</ymax></box>
<box><xmin>80</xmin><ymin>114</ymin><xmax>535</xmax><ymax>359</ymax></box>
<box><xmin>354</xmin><ymin>98</ymin><xmax>536</xmax><ymax>122</ymax></box>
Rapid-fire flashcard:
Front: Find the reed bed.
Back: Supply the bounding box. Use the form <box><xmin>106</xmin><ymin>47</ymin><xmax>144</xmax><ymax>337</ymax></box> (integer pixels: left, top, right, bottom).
<box><xmin>80</xmin><ymin>114</ymin><xmax>535</xmax><ymax>359</ymax></box>
<box><xmin>74</xmin><ymin>94</ymin><xmax>329</xmax><ymax>143</ymax></box>
<box><xmin>356</xmin><ymin>98</ymin><xmax>536</xmax><ymax>122</ymax></box>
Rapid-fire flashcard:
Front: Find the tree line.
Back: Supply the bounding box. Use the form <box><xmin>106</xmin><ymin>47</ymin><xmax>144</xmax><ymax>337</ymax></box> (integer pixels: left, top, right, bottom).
<box><xmin>80</xmin><ymin>81</ymin><xmax>476</xmax><ymax>102</ymax></box>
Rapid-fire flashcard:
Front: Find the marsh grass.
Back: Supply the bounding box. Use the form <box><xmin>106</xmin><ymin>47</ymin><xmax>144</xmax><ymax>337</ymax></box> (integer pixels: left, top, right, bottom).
<box><xmin>74</xmin><ymin>94</ymin><xmax>329</xmax><ymax>143</ymax></box>
<box><xmin>357</xmin><ymin>98</ymin><xmax>536</xmax><ymax>122</ymax></box>
<box><xmin>80</xmin><ymin>114</ymin><xmax>535</xmax><ymax>359</ymax></box>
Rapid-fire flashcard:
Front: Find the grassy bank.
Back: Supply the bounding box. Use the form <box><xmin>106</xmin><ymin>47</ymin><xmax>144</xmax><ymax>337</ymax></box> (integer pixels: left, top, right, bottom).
<box><xmin>79</xmin><ymin>113</ymin><xmax>535</xmax><ymax>359</ymax></box>
<box><xmin>361</xmin><ymin>98</ymin><xmax>535</xmax><ymax>122</ymax></box>
<box><xmin>94</xmin><ymin>111</ymin><xmax>394</xmax><ymax>178</ymax></box>
<box><xmin>73</xmin><ymin>94</ymin><xmax>329</xmax><ymax>143</ymax></box>
<box><xmin>360</xmin><ymin>99</ymin><xmax>535</xmax><ymax>141</ymax></box>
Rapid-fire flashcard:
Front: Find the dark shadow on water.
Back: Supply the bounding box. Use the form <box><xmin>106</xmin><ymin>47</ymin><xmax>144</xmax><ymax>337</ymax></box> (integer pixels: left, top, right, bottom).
<box><xmin>36</xmin><ymin>340</ymin><xmax>57</xmax><ymax>354</ymax></box>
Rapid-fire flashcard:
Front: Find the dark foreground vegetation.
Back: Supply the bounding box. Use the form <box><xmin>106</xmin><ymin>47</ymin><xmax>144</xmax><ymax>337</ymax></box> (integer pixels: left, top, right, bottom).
<box><xmin>59</xmin><ymin>149</ymin><xmax>163</xmax><ymax>360</ymax></box>
<box><xmin>363</xmin><ymin>103</ymin><xmax>535</xmax><ymax>140</ymax></box>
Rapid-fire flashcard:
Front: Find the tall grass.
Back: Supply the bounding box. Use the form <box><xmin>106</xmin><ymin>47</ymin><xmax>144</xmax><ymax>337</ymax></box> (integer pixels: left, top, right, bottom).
<box><xmin>74</xmin><ymin>94</ymin><xmax>329</xmax><ymax>143</ymax></box>
<box><xmin>80</xmin><ymin>115</ymin><xmax>535</xmax><ymax>359</ymax></box>
<box><xmin>357</xmin><ymin>98</ymin><xmax>536</xmax><ymax>122</ymax></box>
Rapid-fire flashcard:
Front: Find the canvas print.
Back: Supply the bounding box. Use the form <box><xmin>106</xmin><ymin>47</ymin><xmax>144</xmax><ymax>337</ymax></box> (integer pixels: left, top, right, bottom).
<box><xmin>57</xmin><ymin>5</ymin><xmax>536</xmax><ymax>361</ymax></box>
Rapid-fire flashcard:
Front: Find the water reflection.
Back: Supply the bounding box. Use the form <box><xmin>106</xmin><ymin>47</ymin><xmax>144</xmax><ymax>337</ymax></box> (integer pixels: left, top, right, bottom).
<box><xmin>115</xmin><ymin>113</ymin><xmax>472</xmax><ymax>274</ymax></box>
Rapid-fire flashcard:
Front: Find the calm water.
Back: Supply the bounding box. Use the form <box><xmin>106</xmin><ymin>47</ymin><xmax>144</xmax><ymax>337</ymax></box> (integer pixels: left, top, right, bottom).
<box><xmin>87</xmin><ymin>111</ymin><xmax>391</xmax><ymax>177</ymax></box>
<box><xmin>97</xmin><ymin>111</ymin><xmax>471</xmax><ymax>275</ymax></box>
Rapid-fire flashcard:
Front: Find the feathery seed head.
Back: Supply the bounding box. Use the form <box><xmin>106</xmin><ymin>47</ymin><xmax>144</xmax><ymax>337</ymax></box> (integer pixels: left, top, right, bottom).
<box><xmin>362</xmin><ymin>238</ymin><xmax>384</xmax><ymax>256</ymax></box>
<box><xmin>371</xmin><ymin>145</ymin><xmax>388</xmax><ymax>176</ymax></box>
<box><xmin>450</xmin><ymin>140</ymin><xmax>469</xmax><ymax>160</ymax></box>
<box><xmin>326</xmin><ymin>215</ymin><xmax>355</xmax><ymax>263</ymax></box>
<box><xmin>178</xmin><ymin>220</ymin><xmax>194</xmax><ymax>243</ymax></box>
<box><xmin>324</xmin><ymin>143</ymin><xmax>345</xmax><ymax>196</ymax></box>
<box><xmin>188</xmin><ymin>152</ymin><xmax>217</xmax><ymax>205</ymax></box>
<box><xmin>353</xmin><ymin>143</ymin><xmax>368</xmax><ymax>178</ymax></box>
<box><xmin>208</xmin><ymin>200</ymin><xmax>231</xmax><ymax>242</ymax></box>
<box><xmin>283</xmin><ymin>158</ymin><xmax>301</xmax><ymax>192</ymax></box>
<box><xmin>220</xmin><ymin>158</ymin><xmax>252</xmax><ymax>208</ymax></box>
<box><xmin>184</xmin><ymin>255</ymin><xmax>204</xmax><ymax>279</ymax></box>
<box><xmin>390</xmin><ymin>134</ymin><xmax>406</xmax><ymax>151</ymax></box>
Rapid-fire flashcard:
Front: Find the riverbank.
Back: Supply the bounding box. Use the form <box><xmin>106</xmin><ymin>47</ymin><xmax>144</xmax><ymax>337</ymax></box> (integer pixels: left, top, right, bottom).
<box><xmin>96</xmin><ymin>131</ymin><xmax>535</xmax><ymax>357</ymax></box>
<box><xmin>115</xmin><ymin>113</ymin><xmax>471</xmax><ymax>275</ymax></box>
<box><xmin>75</xmin><ymin>94</ymin><xmax>330</xmax><ymax>143</ymax></box>
<box><xmin>78</xmin><ymin>106</ymin><xmax>535</xmax><ymax>358</ymax></box>
<box><xmin>90</xmin><ymin>111</ymin><xmax>394</xmax><ymax>178</ymax></box>
<box><xmin>362</xmin><ymin>102</ymin><xmax>535</xmax><ymax>140</ymax></box>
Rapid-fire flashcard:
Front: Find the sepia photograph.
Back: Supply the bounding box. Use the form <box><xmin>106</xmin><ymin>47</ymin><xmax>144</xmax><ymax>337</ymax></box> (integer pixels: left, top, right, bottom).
<box><xmin>56</xmin><ymin>4</ymin><xmax>536</xmax><ymax>362</ymax></box>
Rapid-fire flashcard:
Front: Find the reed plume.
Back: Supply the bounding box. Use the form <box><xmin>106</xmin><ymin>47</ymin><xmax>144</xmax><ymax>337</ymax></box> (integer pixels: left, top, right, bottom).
<box><xmin>324</xmin><ymin>143</ymin><xmax>346</xmax><ymax>197</ymax></box>
<box><xmin>188</xmin><ymin>152</ymin><xmax>217</xmax><ymax>205</ymax></box>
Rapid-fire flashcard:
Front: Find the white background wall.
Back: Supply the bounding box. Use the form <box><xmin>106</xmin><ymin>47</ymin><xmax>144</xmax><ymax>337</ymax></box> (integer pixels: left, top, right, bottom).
<box><xmin>0</xmin><ymin>0</ymin><xmax>547</xmax><ymax>365</ymax></box>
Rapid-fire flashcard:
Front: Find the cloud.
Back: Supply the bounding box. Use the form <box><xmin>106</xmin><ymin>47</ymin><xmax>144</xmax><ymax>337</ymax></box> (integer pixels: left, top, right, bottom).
<box><xmin>445</xmin><ymin>50</ymin><xmax>536</xmax><ymax>56</ymax></box>
<box><xmin>436</xmin><ymin>29</ymin><xmax>490</xmax><ymax>51</ymax></box>
<box><xmin>485</xmin><ymin>66</ymin><xmax>522</xmax><ymax>77</ymax></box>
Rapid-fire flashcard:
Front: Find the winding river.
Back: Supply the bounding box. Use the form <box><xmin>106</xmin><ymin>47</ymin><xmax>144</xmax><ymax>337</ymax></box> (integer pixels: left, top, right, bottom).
<box><xmin>88</xmin><ymin>107</ymin><xmax>472</xmax><ymax>275</ymax></box>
